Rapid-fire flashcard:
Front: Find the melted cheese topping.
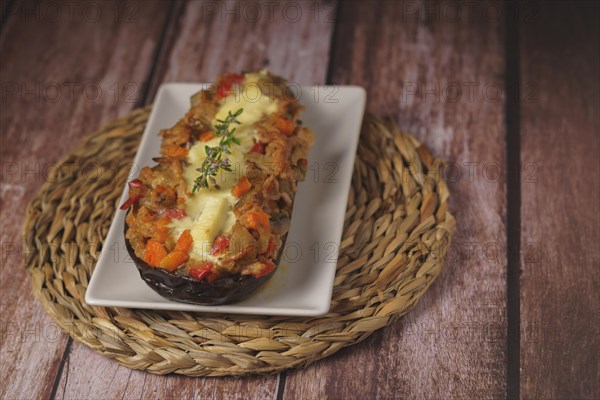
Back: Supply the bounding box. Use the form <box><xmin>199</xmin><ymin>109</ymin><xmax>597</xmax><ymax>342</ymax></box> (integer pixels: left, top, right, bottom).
<box><xmin>169</xmin><ymin>72</ymin><xmax>279</xmax><ymax>262</ymax></box>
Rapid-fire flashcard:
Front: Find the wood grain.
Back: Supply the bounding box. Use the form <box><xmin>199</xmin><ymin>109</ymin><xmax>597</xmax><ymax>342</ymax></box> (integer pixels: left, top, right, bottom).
<box><xmin>283</xmin><ymin>1</ymin><xmax>508</xmax><ymax>398</ymax></box>
<box><xmin>0</xmin><ymin>1</ymin><xmax>170</xmax><ymax>399</ymax></box>
<box><xmin>147</xmin><ymin>0</ymin><xmax>337</xmax><ymax>97</ymax></box>
<box><xmin>519</xmin><ymin>2</ymin><xmax>600</xmax><ymax>399</ymax></box>
<box><xmin>50</xmin><ymin>1</ymin><xmax>337</xmax><ymax>398</ymax></box>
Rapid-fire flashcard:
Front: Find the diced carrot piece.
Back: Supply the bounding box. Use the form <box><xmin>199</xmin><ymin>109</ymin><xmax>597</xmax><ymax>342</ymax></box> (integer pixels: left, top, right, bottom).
<box><xmin>276</xmin><ymin>117</ymin><xmax>295</xmax><ymax>135</ymax></box>
<box><xmin>231</xmin><ymin>176</ymin><xmax>252</xmax><ymax>198</ymax></box>
<box><xmin>244</xmin><ymin>210</ymin><xmax>270</xmax><ymax>232</ymax></box>
<box><xmin>165</xmin><ymin>145</ymin><xmax>188</xmax><ymax>158</ymax></box>
<box><xmin>144</xmin><ymin>240</ymin><xmax>168</xmax><ymax>267</ymax></box>
<box><xmin>199</xmin><ymin>131</ymin><xmax>215</xmax><ymax>141</ymax></box>
<box><xmin>159</xmin><ymin>250</ymin><xmax>189</xmax><ymax>272</ymax></box>
<box><xmin>175</xmin><ymin>229</ymin><xmax>193</xmax><ymax>253</ymax></box>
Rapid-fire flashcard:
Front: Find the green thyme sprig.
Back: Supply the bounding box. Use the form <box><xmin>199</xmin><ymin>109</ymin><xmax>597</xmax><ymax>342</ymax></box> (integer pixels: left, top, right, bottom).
<box><xmin>192</xmin><ymin>108</ymin><xmax>243</xmax><ymax>192</ymax></box>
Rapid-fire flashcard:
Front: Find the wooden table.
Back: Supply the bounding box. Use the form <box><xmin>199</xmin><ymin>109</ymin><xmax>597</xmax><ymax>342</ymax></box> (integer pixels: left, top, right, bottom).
<box><xmin>1</xmin><ymin>1</ymin><xmax>598</xmax><ymax>399</ymax></box>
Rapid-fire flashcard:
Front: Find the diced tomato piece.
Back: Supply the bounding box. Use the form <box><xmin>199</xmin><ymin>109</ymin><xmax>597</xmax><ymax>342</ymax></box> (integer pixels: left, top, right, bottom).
<box><xmin>254</xmin><ymin>261</ymin><xmax>276</xmax><ymax>278</ymax></box>
<box><xmin>276</xmin><ymin>117</ymin><xmax>295</xmax><ymax>135</ymax></box>
<box><xmin>244</xmin><ymin>210</ymin><xmax>270</xmax><ymax>232</ymax></box>
<box><xmin>231</xmin><ymin>177</ymin><xmax>252</xmax><ymax>198</ymax></box>
<box><xmin>250</xmin><ymin>142</ymin><xmax>265</xmax><ymax>154</ymax></box>
<box><xmin>119</xmin><ymin>194</ymin><xmax>140</xmax><ymax>210</ymax></box>
<box><xmin>199</xmin><ymin>131</ymin><xmax>215</xmax><ymax>141</ymax></box>
<box><xmin>144</xmin><ymin>239</ymin><xmax>168</xmax><ymax>267</ymax></box>
<box><xmin>159</xmin><ymin>250</ymin><xmax>189</xmax><ymax>272</ymax></box>
<box><xmin>189</xmin><ymin>262</ymin><xmax>214</xmax><ymax>281</ymax></box>
<box><xmin>215</xmin><ymin>74</ymin><xmax>244</xmax><ymax>100</ymax></box>
<box><xmin>175</xmin><ymin>229</ymin><xmax>193</xmax><ymax>253</ymax></box>
<box><xmin>297</xmin><ymin>158</ymin><xmax>308</xmax><ymax>167</ymax></box>
<box><xmin>211</xmin><ymin>235</ymin><xmax>230</xmax><ymax>256</ymax></box>
<box><xmin>166</xmin><ymin>208</ymin><xmax>186</xmax><ymax>220</ymax></box>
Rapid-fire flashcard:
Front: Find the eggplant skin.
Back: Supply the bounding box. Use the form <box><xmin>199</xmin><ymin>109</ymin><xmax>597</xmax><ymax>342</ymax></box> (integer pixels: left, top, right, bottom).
<box><xmin>124</xmin><ymin>224</ymin><xmax>282</xmax><ymax>306</ymax></box>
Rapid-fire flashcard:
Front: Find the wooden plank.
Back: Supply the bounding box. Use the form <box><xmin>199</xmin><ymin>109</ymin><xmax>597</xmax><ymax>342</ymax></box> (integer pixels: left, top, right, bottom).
<box><xmin>53</xmin><ymin>1</ymin><xmax>337</xmax><ymax>398</ymax></box>
<box><xmin>519</xmin><ymin>2</ymin><xmax>600</xmax><ymax>399</ymax></box>
<box><xmin>0</xmin><ymin>1</ymin><xmax>171</xmax><ymax>399</ymax></box>
<box><xmin>146</xmin><ymin>0</ymin><xmax>337</xmax><ymax>98</ymax></box>
<box><xmin>283</xmin><ymin>1</ymin><xmax>508</xmax><ymax>398</ymax></box>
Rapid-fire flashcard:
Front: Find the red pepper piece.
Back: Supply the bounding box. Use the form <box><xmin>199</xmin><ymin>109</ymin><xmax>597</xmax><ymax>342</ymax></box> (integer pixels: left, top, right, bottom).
<box><xmin>216</xmin><ymin>74</ymin><xmax>244</xmax><ymax>100</ymax></box>
<box><xmin>211</xmin><ymin>235</ymin><xmax>230</xmax><ymax>256</ymax></box>
<box><xmin>119</xmin><ymin>194</ymin><xmax>141</xmax><ymax>210</ymax></box>
<box><xmin>128</xmin><ymin>179</ymin><xmax>144</xmax><ymax>189</ymax></box>
<box><xmin>250</xmin><ymin>142</ymin><xmax>265</xmax><ymax>154</ymax></box>
<box><xmin>166</xmin><ymin>208</ymin><xmax>186</xmax><ymax>220</ymax></box>
<box><xmin>120</xmin><ymin>179</ymin><xmax>146</xmax><ymax>210</ymax></box>
<box><xmin>189</xmin><ymin>262</ymin><xmax>214</xmax><ymax>281</ymax></box>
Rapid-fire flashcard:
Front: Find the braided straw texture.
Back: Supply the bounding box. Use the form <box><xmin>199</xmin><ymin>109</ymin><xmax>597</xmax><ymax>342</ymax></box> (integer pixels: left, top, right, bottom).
<box><xmin>23</xmin><ymin>106</ymin><xmax>455</xmax><ymax>376</ymax></box>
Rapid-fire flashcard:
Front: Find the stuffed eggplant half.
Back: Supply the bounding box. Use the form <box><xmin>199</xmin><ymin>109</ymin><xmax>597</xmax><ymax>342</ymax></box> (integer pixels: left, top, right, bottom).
<box><xmin>122</xmin><ymin>70</ymin><xmax>313</xmax><ymax>305</ymax></box>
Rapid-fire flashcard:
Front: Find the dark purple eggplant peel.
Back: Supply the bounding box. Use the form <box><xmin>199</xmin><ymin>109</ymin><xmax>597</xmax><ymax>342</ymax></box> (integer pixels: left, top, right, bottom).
<box><xmin>125</xmin><ymin>224</ymin><xmax>285</xmax><ymax>305</ymax></box>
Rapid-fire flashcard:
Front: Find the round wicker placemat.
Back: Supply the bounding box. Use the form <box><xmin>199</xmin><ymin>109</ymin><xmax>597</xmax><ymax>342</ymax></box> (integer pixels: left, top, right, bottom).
<box><xmin>23</xmin><ymin>106</ymin><xmax>455</xmax><ymax>376</ymax></box>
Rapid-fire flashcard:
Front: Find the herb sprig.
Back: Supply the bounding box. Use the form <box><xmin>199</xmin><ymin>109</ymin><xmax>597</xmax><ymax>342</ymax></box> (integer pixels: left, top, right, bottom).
<box><xmin>192</xmin><ymin>108</ymin><xmax>244</xmax><ymax>192</ymax></box>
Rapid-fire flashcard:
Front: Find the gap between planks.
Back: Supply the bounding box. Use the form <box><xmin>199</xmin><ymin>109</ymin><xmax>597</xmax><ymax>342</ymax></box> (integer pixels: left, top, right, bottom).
<box><xmin>504</xmin><ymin>2</ymin><xmax>521</xmax><ymax>399</ymax></box>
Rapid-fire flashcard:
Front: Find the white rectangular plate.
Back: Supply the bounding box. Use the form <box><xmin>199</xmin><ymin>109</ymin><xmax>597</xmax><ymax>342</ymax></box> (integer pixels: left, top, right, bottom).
<box><xmin>86</xmin><ymin>83</ymin><xmax>366</xmax><ymax>316</ymax></box>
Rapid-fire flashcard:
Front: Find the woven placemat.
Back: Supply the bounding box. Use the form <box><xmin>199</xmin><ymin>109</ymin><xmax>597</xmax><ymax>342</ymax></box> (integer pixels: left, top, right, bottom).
<box><xmin>23</xmin><ymin>106</ymin><xmax>455</xmax><ymax>376</ymax></box>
